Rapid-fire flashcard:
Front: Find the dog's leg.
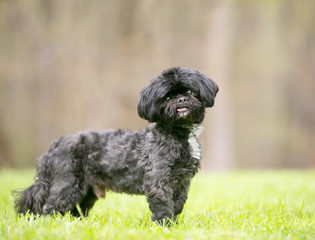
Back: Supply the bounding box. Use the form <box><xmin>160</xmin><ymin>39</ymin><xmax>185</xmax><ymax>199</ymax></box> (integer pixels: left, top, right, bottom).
<box><xmin>172</xmin><ymin>182</ymin><xmax>190</xmax><ymax>218</ymax></box>
<box><xmin>67</xmin><ymin>186</ymin><xmax>102</xmax><ymax>217</ymax></box>
<box><xmin>79</xmin><ymin>185</ymin><xmax>105</xmax><ymax>217</ymax></box>
<box><xmin>42</xmin><ymin>176</ymin><xmax>88</xmax><ymax>216</ymax></box>
<box><xmin>145</xmin><ymin>185</ymin><xmax>175</xmax><ymax>225</ymax></box>
<box><xmin>76</xmin><ymin>187</ymin><xmax>101</xmax><ymax>217</ymax></box>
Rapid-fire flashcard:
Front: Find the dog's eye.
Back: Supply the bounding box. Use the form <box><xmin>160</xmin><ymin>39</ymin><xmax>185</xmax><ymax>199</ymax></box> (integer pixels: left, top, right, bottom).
<box><xmin>187</xmin><ymin>90</ymin><xmax>192</xmax><ymax>95</ymax></box>
<box><xmin>165</xmin><ymin>97</ymin><xmax>170</xmax><ymax>102</ymax></box>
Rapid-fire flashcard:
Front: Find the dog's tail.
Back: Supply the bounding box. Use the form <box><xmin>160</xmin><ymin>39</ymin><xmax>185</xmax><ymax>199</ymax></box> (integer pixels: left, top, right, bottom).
<box><xmin>13</xmin><ymin>181</ymin><xmax>49</xmax><ymax>215</ymax></box>
<box><xmin>13</xmin><ymin>155</ymin><xmax>51</xmax><ymax>215</ymax></box>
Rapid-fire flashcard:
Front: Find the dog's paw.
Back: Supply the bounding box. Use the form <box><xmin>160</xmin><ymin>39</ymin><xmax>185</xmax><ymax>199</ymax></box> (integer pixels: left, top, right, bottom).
<box><xmin>153</xmin><ymin>216</ymin><xmax>177</xmax><ymax>227</ymax></box>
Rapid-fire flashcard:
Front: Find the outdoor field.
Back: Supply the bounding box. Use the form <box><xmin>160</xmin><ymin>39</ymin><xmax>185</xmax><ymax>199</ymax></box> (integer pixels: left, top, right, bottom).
<box><xmin>0</xmin><ymin>169</ymin><xmax>314</xmax><ymax>240</ymax></box>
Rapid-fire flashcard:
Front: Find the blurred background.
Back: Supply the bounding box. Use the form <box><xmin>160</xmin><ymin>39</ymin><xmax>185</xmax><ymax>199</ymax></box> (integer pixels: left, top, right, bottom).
<box><xmin>0</xmin><ymin>0</ymin><xmax>314</xmax><ymax>170</ymax></box>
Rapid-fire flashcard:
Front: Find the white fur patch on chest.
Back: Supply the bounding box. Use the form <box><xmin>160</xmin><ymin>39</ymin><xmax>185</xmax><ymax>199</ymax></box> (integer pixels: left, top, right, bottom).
<box><xmin>188</xmin><ymin>126</ymin><xmax>203</xmax><ymax>160</ymax></box>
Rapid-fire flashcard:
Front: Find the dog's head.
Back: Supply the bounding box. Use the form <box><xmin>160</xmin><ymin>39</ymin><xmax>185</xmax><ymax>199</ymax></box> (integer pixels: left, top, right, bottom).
<box><xmin>138</xmin><ymin>67</ymin><xmax>218</xmax><ymax>126</ymax></box>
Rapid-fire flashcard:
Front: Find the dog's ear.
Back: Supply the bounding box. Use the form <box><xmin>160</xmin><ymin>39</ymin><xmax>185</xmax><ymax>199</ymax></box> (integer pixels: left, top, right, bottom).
<box><xmin>194</xmin><ymin>70</ymin><xmax>219</xmax><ymax>108</ymax></box>
<box><xmin>137</xmin><ymin>81</ymin><xmax>160</xmax><ymax>122</ymax></box>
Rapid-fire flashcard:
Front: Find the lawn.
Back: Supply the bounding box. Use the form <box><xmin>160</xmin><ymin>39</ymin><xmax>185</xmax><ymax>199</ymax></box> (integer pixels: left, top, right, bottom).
<box><xmin>0</xmin><ymin>169</ymin><xmax>314</xmax><ymax>239</ymax></box>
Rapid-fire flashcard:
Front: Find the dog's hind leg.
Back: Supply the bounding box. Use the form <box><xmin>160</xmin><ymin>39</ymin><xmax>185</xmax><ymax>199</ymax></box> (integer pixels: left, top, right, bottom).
<box><xmin>42</xmin><ymin>176</ymin><xmax>88</xmax><ymax>216</ymax></box>
<box><xmin>76</xmin><ymin>186</ymin><xmax>105</xmax><ymax>217</ymax></box>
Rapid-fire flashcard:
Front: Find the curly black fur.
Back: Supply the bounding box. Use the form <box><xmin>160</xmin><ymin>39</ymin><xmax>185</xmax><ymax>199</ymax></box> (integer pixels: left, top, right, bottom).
<box><xmin>13</xmin><ymin>67</ymin><xmax>218</xmax><ymax>225</ymax></box>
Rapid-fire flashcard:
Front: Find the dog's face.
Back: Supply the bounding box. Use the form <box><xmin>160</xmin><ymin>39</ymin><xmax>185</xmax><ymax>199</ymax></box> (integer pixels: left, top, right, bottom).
<box><xmin>138</xmin><ymin>67</ymin><xmax>219</xmax><ymax>127</ymax></box>
<box><xmin>158</xmin><ymin>87</ymin><xmax>205</xmax><ymax>126</ymax></box>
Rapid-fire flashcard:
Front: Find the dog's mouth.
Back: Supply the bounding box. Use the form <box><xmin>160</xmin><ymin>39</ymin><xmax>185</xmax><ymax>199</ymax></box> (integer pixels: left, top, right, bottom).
<box><xmin>176</xmin><ymin>107</ymin><xmax>190</xmax><ymax>118</ymax></box>
<box><xmin>177</xmin><ymin>107</ymin><xmax>188</xmax><ymax>112</ymax></box>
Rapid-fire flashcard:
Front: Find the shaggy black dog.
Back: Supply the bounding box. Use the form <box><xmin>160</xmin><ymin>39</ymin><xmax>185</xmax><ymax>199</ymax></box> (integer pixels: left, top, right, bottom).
<box><xmin>14</xmin><ymin>67</ymin><xmax>218</xmax><ymax>225</ymax></box>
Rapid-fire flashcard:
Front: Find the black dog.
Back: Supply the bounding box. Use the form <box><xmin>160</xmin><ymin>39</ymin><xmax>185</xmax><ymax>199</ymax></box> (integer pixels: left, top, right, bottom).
<box><xmin>14</xmin><ymin>67</ymin><xmax>218</xmax><ymax>225</ymax></box>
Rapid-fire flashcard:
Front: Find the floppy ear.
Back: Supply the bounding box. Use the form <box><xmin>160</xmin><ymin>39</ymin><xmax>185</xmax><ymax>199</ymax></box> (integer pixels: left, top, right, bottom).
<box><xmin>137</xmin><ymin>82</ymin><xmax>160</xmax><ymax>122</ymax></box>
<box><xmin>194</xmin><ymin>71</ymin><xmax>219</xmax><ymax>108</ymax></box>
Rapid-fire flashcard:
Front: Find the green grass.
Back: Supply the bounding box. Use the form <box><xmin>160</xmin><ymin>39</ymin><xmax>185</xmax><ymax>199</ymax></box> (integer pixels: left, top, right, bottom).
<box><xmin>1</xmin><ymin>169</ymin><xmax>315</xmax><ymax>239</ymax></box>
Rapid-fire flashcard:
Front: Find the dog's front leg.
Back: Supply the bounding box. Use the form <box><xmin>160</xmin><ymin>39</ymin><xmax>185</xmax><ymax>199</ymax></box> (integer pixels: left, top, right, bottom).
<box><xmin>172</xmin><ymin>181</ymin><xmax>190</xmax><ymax>217</ymax></box>
<box><xmin>145</xmin><ymin>184</ymin><xmax>175</xmax><ymax>225</ymax></box>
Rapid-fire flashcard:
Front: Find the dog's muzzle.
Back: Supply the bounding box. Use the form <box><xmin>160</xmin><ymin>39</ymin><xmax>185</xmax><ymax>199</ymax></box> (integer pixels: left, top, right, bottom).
<box><xmin>176</xmin><ymin>96</ymin><xmax>190</xmax><ymax>118</ymax></box>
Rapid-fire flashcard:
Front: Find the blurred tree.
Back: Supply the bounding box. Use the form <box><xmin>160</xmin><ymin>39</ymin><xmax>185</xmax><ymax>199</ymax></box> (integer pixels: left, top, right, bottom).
<box><xmin>203</xmin><ymin>1</ymin><xmax>235</xmax><ymax>170</ymax></box>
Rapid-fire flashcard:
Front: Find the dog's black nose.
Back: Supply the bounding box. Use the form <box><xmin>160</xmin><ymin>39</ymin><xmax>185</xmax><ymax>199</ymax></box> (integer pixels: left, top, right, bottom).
<box><xmin>177</xmin><ymin>96</ymin><xmax>188</xmax><ymax>104</ymax></box>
